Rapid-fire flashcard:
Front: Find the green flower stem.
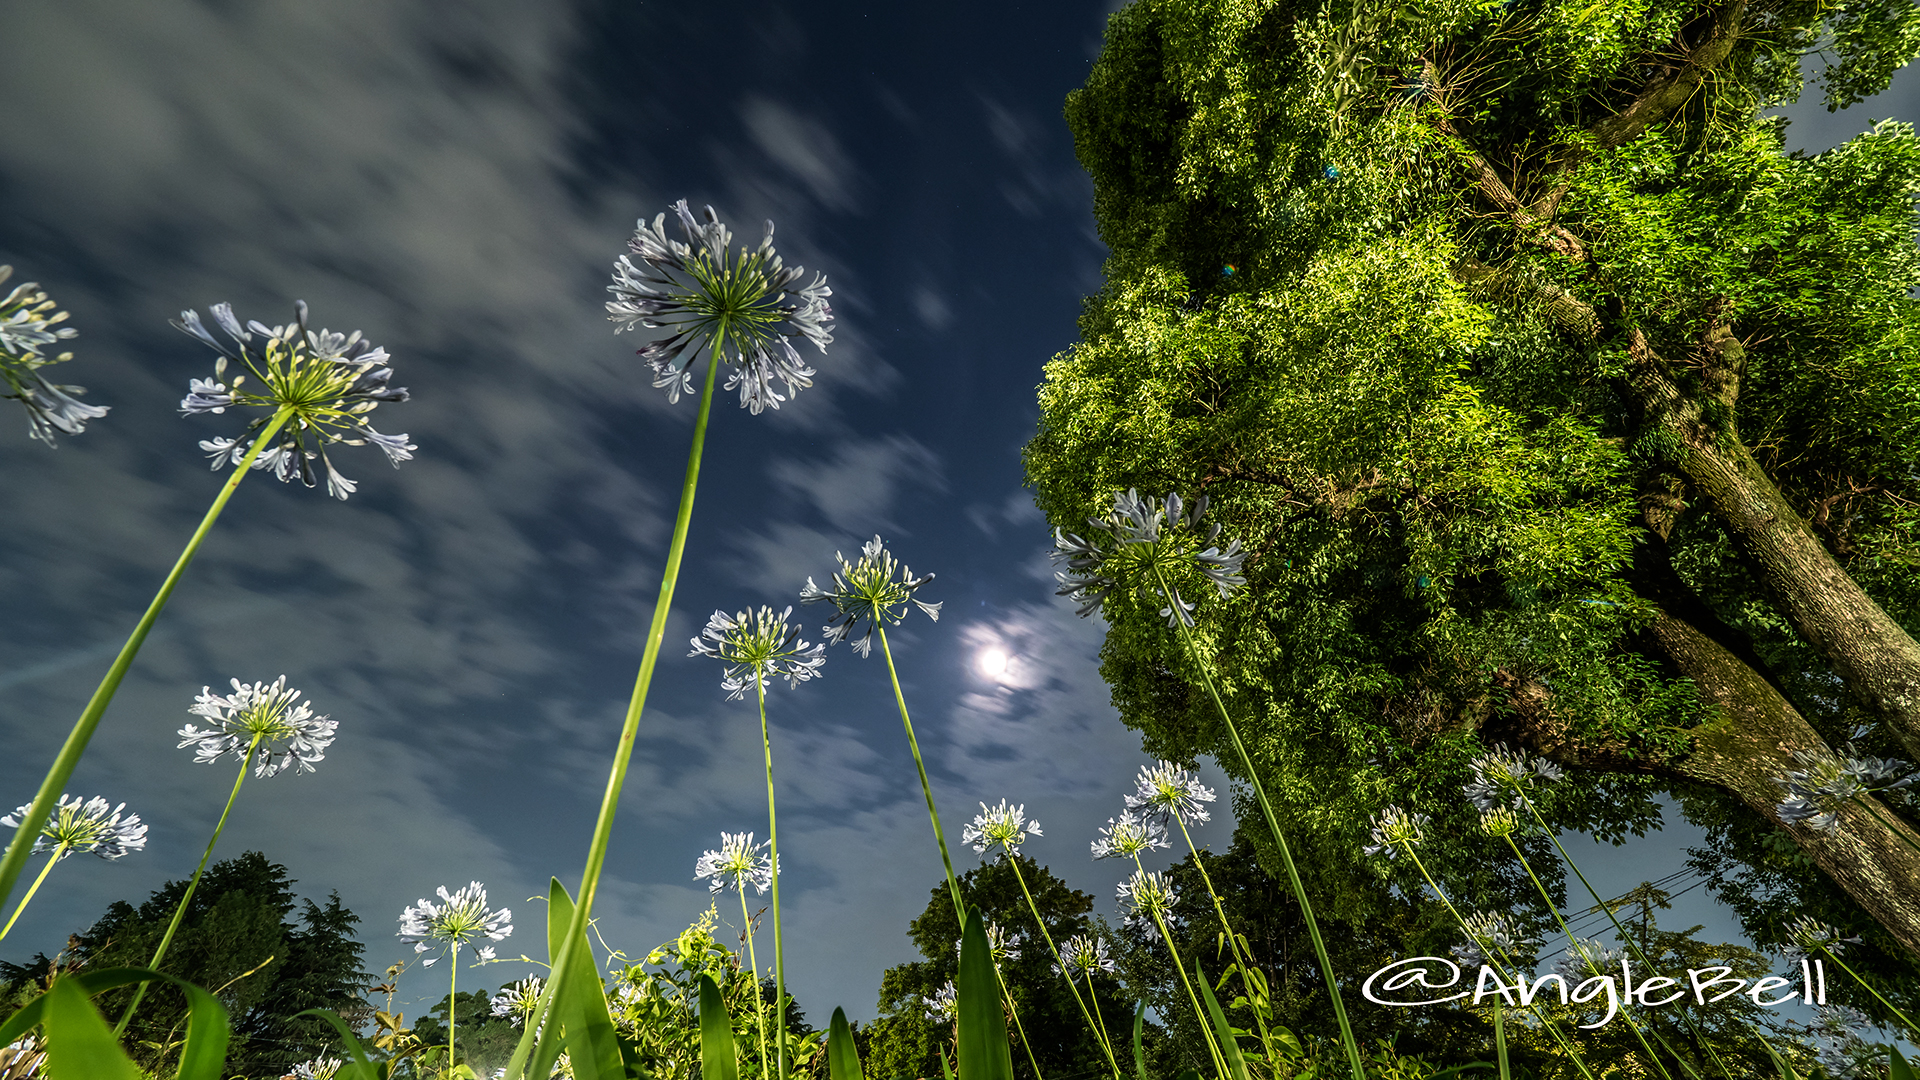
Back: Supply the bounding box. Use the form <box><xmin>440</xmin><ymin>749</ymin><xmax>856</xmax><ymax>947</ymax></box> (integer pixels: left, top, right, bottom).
<box><xmin>1170</xmin><ymin>815</ymin><xmax>1276</xmax><ymax>1059</ymax></box>
<box><xmin>1150</xmin><ymin>564</ymin><xmax>1365</xmax><ymax>1080</ymax></box>
<box><xmin>0</xmin><ymin>407</ymin><xmax>292</xmax><ymax>915</ymax></box>
<box><xmin>450</xmin><ymin>944</ymin><xmax>460</xmax><ymax>1076</ymax></box>
<box><xmin>738</xmin><ymin>883</ymin><xmax>772</xmax><ymax>1080</ymax></box>
<box><xmin>872</xmin><ymin>624</ymin><xmax>1045</xmax><ymax>1080</ymax></box>
<box><xmin>518</xmin><ymin>342</ymin><xmax>725</xmax><ymax>1079</ymax></box>
<box><xmin>116</xmin><ymin>731</ymin><xmax>264</xmax><ymax>1036</ymax></box>
<box><xmin>1133</xmin><ymin>861</ymin><xmax>1227</xmax><ymax>1080</ymax></box>
<box><xmin>1497</xmin><ymin>833</ymin><xmax>1685</xmax><ymax>1080</ymax></box>
<box><xmin>0</xmin><ymin>846</ymin><xmax>68</xmax><ymax>941</ymax></box>
<box><xmin>1399</xmin><ymin>843</ymin><xmax>1599</xmax><ymax>1080</ymax></box>
<box><xmin>1006</xmin><ymin>854</ymin><xmax>1123</xmax><ymax>1080</ymax></box>
<box><xmin>754</xmin><ymin>675</ymin><xmax>789</xmax><ymax>1079</ymax></box>
<box><xmin>1492</xmin><ymin>999</ymin><xmax>1510</xmax><ymax>1080</ymax></box>
<box><xmin>1816</xmin><ymin>943</ymin><xmax>1920</xmax><ymax>1035</ymax></box>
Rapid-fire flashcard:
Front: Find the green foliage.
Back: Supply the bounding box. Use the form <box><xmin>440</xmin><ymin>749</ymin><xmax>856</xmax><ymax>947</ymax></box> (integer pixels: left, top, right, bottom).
<box><xmin>1033</xmin><ymin>0</ymin><xmax>1920</xmax><ymax>987</ymax></box>
<box><xmin>866</xmin><ymin>858</ymin><xmax>1132</xmax><ymax>1080</ymax></box>
<box><xmin>0</xmin><ymin>850</ymin><xmax>368</xmax><ymax>1076</ymax></box>
<box><xmin>957</xmin><ymin>908</ymin><xmax>1014</xmax><ymax>1080</ymax></box>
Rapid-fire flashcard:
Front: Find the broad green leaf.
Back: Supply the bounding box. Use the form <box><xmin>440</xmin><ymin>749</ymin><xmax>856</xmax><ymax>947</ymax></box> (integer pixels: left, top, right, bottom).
<box><xmin>41</xmin><ymin>977</ymin><xmax>142</xmax><ymax>1080</ymax></box>
<box><xmin>940</xmin><ymin>1047</ymin><xmax>957</xmax><ymax>1080</ymax></box>
<box><xmin>828</xmin><ymin>1006</ymin><xmax>863</xmax><ymax>1080</ymax></box>
<box><xmin>547</xmin><ymin>878</ymin><xmax>629</xmax><ymax>1080</ymax></box>
<box><xmin>1131</xmin><ymin>1001</ymin><xmax>1148</xmax><ymax>1080</ymax></box>
<box><xmin>0</xmin><ymin>968</ymin><xmax>231</xmax><ymax>1080</ymax></box>
<box><xmin>167</xmin><ymin>970</ymin><xmax>232</xmax><ymax>1080</ymax></box>
<box><xmin>957</xmin><ymin>907</ymin><xmax>1014</xmax><ymax>1080</ymax></box>
<box><xmin>1195</xmin><ymin>961</ymin><xmax>1249</xmax><ymax>1080</ymax></box>
<box><xmin>1892</xmin><ymin>1047</ymin><xmax>1917</xmax><ymax>1080</ymax></box>
<box><xmin>701</xmin><ymin>973</ymin><xmax>739</xmax><ymax>1080</ymax></box>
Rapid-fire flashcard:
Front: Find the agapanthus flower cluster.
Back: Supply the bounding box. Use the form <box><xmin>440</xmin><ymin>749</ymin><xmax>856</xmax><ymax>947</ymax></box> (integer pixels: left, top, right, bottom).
<box><xmin>1789</xmin><ymin>1005</ymin><xmax>1880</xmax><ymax>1080</ymax></box>
<box><xmin>287</xmin><ymin>1057</ymin><xmax>344</xmax><ymax>1080</ymax></box>
<box><xmin>1361</xmin><ymin>805</ymin><xmax>1427</xmax><ymax>861</ymax></box>
<box><xmin>922</xmin><ymin>980</ymin><xmax>958</xmax><ymax>1024</ymax></box>
<box><xmin>607</xmin><ymin>200</ymin><xmax>833</xmax><ymax>414</ymax></box>
<box><xmin>1091</xmin><ymin>812</ymin><xmax>1170</xmax><ymax>860</ymax></box>
<box><xmin>1774</xmin><ymin>745</ymin><xmax>1916</xmax><ymax>833</ymax></box>
<box><xmin>693</xmin><ymin>832</ymin><xmax>776</xmax><ymax>895</ymax></box>
<box><xmin>176</xmin><ymin>676</ymin><xmax>337</xmax><ymax>778</ymax></box>
<box><xmin>1450</xmin><ymin>911</ymin><xmax>1537</xmax><ymax>970</ymax></box>
<box><xmin>954</xmin><ymin>921</ymin><xmax>1024</xmax><ymax>964</ymax></box>
<box><xmin>1783</xmin><ymin>915</ymin><xmax>1862</xmax><ymax>961</ymax></box>
<box><xmin>1464</xmin><ymin>746</ymin><xmax>1564</xmax><ymax>811</ymax></box>
<box><xmin>0</xmin><ymin>267</ymin><xmax>105</xmax><ymax>446</ymax></box>
<box><xmin>1554</xmin><ymin>937</ymin><xmax>1626</xmax><ymax>981</ymax></box>
<box><xmin>1116</xmin><ymin>869</ymin><xmax>1179</xmax><ymax>938</ymax></box>
<box><xmin>1054</xmin><ymin>934</ymin><xmax>1117</xmax><ymax>978</ymax></box>
<box><xmin>799</xmin><ymin>535</ymin><xmax>941</xmax><ymax>658</ymax></box>
<box><xmin>492</xmin><ymin>977</ymin><xmax>546</xmax><ymax>1028</ymax></box>
<box><xmin>175</xmin><ymin>301</ymin><xmax>411</xmax><ymax>500</ymax></box>
<box><xmin>688</xmin><ymin>606</ymin><xmax>826</xmax><ymax>701</ymax></box>
<box><xmin>1</xmin><ymin>794</ymin><xmax>146</xmax><ymax>860</ymax></box>
<box><xmin>1125</xmin><ymin>762</ymin><xmax>1215</xmax><ymax>827</ymax></box>
<box><xmin>1478</xmin><ymin>807</ymin><xmax>1520</xmax><ymax>838</ymax></box>
<box><xmin>397</xmin><ymin>881</ymin><xmax>513</xmax><ymax>966</ymax></box>
<box><xmin>963</xmin><ymin>800</ymin><xmax>1042</xmax><ymax>858</ymax></box>
<box><xmin>1053</xmin><ymin>489</ymin><xmax>1247</xmax><ymax>628</ymax></box>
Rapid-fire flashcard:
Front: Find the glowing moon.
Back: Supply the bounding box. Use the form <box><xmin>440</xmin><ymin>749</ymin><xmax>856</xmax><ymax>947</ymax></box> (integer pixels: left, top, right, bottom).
<box><xmin>977</xmin><ymin>647</ymin><xmax>1011</xmax><ymax>680</ymax></box>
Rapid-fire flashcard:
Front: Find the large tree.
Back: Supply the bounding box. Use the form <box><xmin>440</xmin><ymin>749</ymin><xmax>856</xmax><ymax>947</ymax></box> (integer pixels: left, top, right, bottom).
<box><xmin>1025</xmin><ymin>0</ymin><xmax>1920</xmax><ymax>1002</ymax></box>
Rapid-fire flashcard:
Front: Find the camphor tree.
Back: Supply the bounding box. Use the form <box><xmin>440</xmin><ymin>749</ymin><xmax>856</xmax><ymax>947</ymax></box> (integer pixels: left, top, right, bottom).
<box><xmin>1026</xmin><ymin>0</ymin><xmax>1920</xmax><ymax>1005</ymax></box>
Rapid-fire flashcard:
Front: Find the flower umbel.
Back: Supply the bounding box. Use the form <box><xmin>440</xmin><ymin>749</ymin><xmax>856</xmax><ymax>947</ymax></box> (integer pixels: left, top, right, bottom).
<box><xmin>1116</xmin><ymin>870</ymin><xmax>1179</xmax><ymax>938</ymax></box>
<box><xmin>1091</xmin><ymin>812</ymin><xmax>1170</xmax><ymax>860</ymax></box>
<box><xmin>288</xmin><ymin>1057</ymin><xmax>345</xmax><ymax>1080</ymax></box>
<box><xmin>1053</xmin><ymin>489</ymin><xmax>1247</xmax><ymax>628</ymax></box>
<box><xmin>799</xmin><ymin>535</ymin><xmax>941</xmax><ymax>658</ymax></box>
<box><xmin>923</xmin><ymin>980</ymin><xmax>958</xmax><ymax>1024</ymax></box>
<box><xmin>963</xmin><ymin>800</ymin><xmax>1042</xmax><ymax>858</ymax></box>
<box><xmin>1784</xmin><ymin>915</ymin><xmax>1862</xmax><ymax>961</ymax></box>
<box><xmin>1451</xmin><ymin>911</ymin><xmax>1538</xmax><ymax>970</ymax></box>
<box><xmin>607</xmin><ymin>199</ymin><xmax>833</xmax><ymax>414</ymax></box>
<box><xmin>688</xmin><ymin>606</ymin><xmax>826</xmax><ymax>701</ymax></box>
<box><xmin>1361</xmin><ymin>805</ymin><xmax>1427</xmax><ymax>861</ymax></box>
<box><xmin>1464</xmin><ymin>746</ymin><xmax>1564</xmax><ymax>811</ymax></box>
<box><xmin>176</xmin><ymin>676</ymin><xmax>337</xmax><ymax>778</ymax></box>
<box><xmin>0</xmin><ymin>266</ymin><xmax>105</xmax><ymax>446</ymax></box>
<box><xmin>693</xmin><ymin>832</ymin><xmax>776</xmax><ymax>895</ymax></box>
<box><xmin>953</xmin><ymin>921</ymin><xmax>1024</xmax><ymax>964</ymax></box>
<box><xmin>2</xmin><ymin>795</ymin><xmax>146</xmax><ymax>861</ymax></box>
<box><xmin>1554</xmin><ymin>937</ymin><xmax>1626</xmax><ymax>981</ymax></box>
<box><xmin>175</xmin><ymin>301</ymin><xmax>412</xmax><ymax>500</ymax></box>
<box><xmin>1774</xmin><ymin>745</ymin><xmax>1916</xmax><ymax>833</ymax></box>
<box><xmin>1054</xmin><ymin>934</ymin><xmax>1117</xmax><ymax>978</ymax></box>
<box><xmin>1124</xmin><ymin>762</ymin><xmax>1215</xmax><ymax>827</ymax></box>
<box><xmin>397</xmin><ymin>881</ymin><xmax>512</xmax><ymax>966</ymax></box>
<box><xmin>491</xmin><ymin>977</ymin><xmax>546</xmax><ymax>1028</ymax></box>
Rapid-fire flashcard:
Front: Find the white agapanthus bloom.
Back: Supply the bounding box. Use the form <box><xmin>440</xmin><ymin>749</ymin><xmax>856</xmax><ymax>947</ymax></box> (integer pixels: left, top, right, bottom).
<box><xmin>963</xmin><ymin>800</ymin><xmax>1042</xmax><ymax>858</ymax></box>
<box><xmin>1125</xmin><ymin>762</ymin><xmax>1215</xmax><ymax>827</ymax></box>
<box><xmin>0</xmin><ymin>267</ymin><xmax>106</xmax><ymax>446</ymax></box>
<box><xmin>397</xmin><ymin>881</ymin><xmax>512</xmax><ymax>966</ymax></box>
<box><xmin>1361</xmin><ymin>805</ymin><xmax>1428</xmax><ymax>861</ymax></box>
<box><xmin>954</xmin><ymin>920</ymin><xmax>1023</xmax><ymax>964</ymax></box>
<box><xmin>688</xmin><ymin>606</ymin><xmax>826</xmax><ymax>701</ymax></box>
<box><xmin>1091</xmin><ymin>811</ymin><xmax>1169</xmax><ymax>860</ymax></box>
<box><xmin>1</xmin><ymin>794</ymin><xmax>146</xmax><ymax>860</ymax></box>
<box><xmin>1116</xmin><ymin>870</ymin><xmax>1179</xmax><ymax>939</ymax></box>
<box><xmin>288</xmin><ymin>1056</ymin><xmax>344</xmax><ymax>1080</ymax></box>
<box><xmin>1464</xmin><ymin>745</ymin><xmax>1564</xmax><ymax>811</ymax></box>
<box><xmin>922</xmin><ymin>980</ymin><xmax>958</xmax><ymax>1024</ymax></box>
<box><xmin>176</xmin><ymin>676</ymin><xmax>338</xmax><ymax>778</ymax></box>
<box><xmin>1054</xmin><ymin>934</ymin><xmax>1117</xmax><ymax>978</ymax></box>
<box><xmin>799</xmin><ymin>535</ymin><xmax>942</xmax><ymax>658</ymax></box>
<box><xmin>492</xmin><ymin>977</ymin><xmax>546</xmax><ymax>1028</ymax></box>
<box><xmin>693</xmin><ymin>831</ymin><xmax>776</xmax><ymax>895</ymax></box>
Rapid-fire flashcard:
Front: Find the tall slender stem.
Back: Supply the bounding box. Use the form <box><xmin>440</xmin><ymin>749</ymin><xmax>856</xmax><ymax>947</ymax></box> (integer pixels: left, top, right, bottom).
<box><xmin>1149</xmin><ymin>564</ymin><xmax>1365</xmax><ymax>1080</ymax></box>
<box><xmin>522</xmin><ymin>344</ymin><xmax>724</xmax><ymax>1073</ymax></box>
<box><xmin>0</xmin><ymin>408</ymin><xmax>291</xmax><ymax>914</ymax></box>
<box><xmin>754</xmin><ymin>677</ymin><xmax>788</xmax><ymax>1079</ymax></box>
<box><xmin>1138</xmin><ymin>877</ymin><xmax>1226</xmax><ymax>1080</ymax></box>
<box><xmin>1007</xmin><ymin>856</ymin><xmax>1122</xmax><ymax>1079</ymax></box>
<box><xmin>449</xmin><ymin>947</ymin><xmax>459</xmax><ymax>1076</ymax></box>
<box><xmin>116</xmin><ymin>736</ymin><xmax>261</xmax><ymax>1036</ymax></box>
<box><xmin>0</xmin><ymin>849</ymin><xmax>67</xmax><ymax>942</ymax></box>
<box><xmin>738</xmin><ymin>886</ymin><xmax>771</xmax><ymax>1080</ymax></box>
<box><xmin>1816</xmin><ymin>944</ymin><xmax>1920</xmax><ymax>1034</ymax></box>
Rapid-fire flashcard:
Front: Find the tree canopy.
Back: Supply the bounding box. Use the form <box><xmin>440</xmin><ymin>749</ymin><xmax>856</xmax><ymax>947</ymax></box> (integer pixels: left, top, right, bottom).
<box><xmin>1026</xmin><ymin>0</ymin><xmax>1920</xmax><ymax>1018</ymax></box>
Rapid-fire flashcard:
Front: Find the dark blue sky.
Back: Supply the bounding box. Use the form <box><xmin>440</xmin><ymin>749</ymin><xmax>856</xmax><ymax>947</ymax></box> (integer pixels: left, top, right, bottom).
<box><xmin>0</xmin><ymin>0</ymin><xmax>1911</xmax><ymax>1028</ymax></box>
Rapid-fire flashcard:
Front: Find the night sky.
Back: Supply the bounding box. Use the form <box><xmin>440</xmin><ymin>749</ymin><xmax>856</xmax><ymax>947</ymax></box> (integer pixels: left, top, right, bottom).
<box><xmin>0</xmin><ymin>0</ymin><xmax>1912</xmax><ymax>1029</ymax></box>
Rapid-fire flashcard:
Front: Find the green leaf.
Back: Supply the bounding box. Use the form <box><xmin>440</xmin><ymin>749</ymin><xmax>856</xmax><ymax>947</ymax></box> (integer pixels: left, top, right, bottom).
<box><xmin>1131</xmin><ymin>1001</ymin><xmax>1148</xmax><ymax>1080</ymax></box>
<box><xmin>1195</xmin><ymin>961</ymin><xmax>1249</xmax><ymax>1080</ymax></box>
<box><xmin>1891</xmin><ymin>1047</ymin><xmax>1917</xmax><ymax>1080</ymax></box>
<box><xmin>41</xmin><ymin>977</ymin><xmax>142</xmax><ymax>1080</ymax></box>
<box><xmin>701</xmin><ymin>973</ymin><xmax>739</xmax><ymax>1080</ymax></box>
<box><xmin>165</xmin><ymin>971</ymin><xmax>232</xmax><ymax>1080</ymax></box>
<box><xmin>1760</xmin><ymin>1039</ymin><xmax>1802</xmax><ymax>1080</ymax></box>
<box><xmin>547</xmin><ymin>878</ymin><xmax>629</xmax><ymax>1080</ymax></box>
<box><xmin>293</xmin><ymin>1007</ymin><xmax>387</xmax><ymax>1080</ymax></box>
<box><xmin>956</xmin><ymin>906</ymin><xmax>1014</xmax><ymax>1080</ymax></box>
<box><xmin>0</xmin><ymin>968</ymin><xmax>232</xmax><ymax>1080</ymax></box>
<box><xmin>828</xmin><ymin>1006</ymin><xmax>863</xmax><ymax>1080</ymax></box>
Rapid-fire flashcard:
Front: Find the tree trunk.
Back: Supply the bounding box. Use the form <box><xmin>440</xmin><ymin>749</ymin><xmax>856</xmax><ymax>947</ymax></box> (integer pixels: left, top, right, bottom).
<box><xmin>1625</xmin><ymin>328</ymin><xmax>1920</xmax><ymax>761</ymax></box>
<box><xmin>1629</xmin><ymin>538</ymin><xmax>1920</xmax><ymax>958</ymax></box>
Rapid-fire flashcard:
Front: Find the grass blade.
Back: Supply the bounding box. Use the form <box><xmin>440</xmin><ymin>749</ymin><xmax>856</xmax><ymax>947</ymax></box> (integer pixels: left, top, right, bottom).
<box><xmin>293</xmin><ymin>1008</ymin><xmax>387</xmax><ymax>1080</ymax></box>
<box><xmin>41</xmin><ymin>977</ymin><xmax>142</xmax><ymax>1080</ymax></box>
<box><xmin>546</xmin><ymin>878</ymin><xmax>628</xmax><ymax>1080</ymax></box>
<box><xmin>1131</xmin><ymin>1001</ymin><xmax>1147</xmax><ymax>1080</ymax></box>
<box><xmin>702</xmin><ymin>973</ymin><xmax>740</xmax><ymax>1080</ymax></box>
<box><xmin>1195</xmin><ymin>961</ymin><xmax>1248</xmax><ymax>1080</ymax></box>
<box><xmin>829</xmin><ymin>1006</ymin><xmax>863</xmax><ymax>1080</ymax></box>
<box><xmin>957</xmin><ymin>906</ymin><xmax>1014</xmax><ymax>1080</ymax></box>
